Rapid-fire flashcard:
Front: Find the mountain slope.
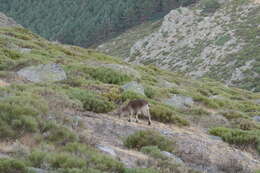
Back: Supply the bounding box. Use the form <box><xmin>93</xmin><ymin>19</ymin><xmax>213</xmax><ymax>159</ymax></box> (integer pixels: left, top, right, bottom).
<box><xmin>98</xmin><ymin>0</ymin><xmax>260</xmax><ymax>91</ymax></box>
<box><xmin>0</xmin><ymin>13</ymin><xmax>260</xmax><ymax>173</ymax></box>
<box><xmin>130</xmin><ymin>0</ymin><xmax>260</xmax><ymax>91</ymax></box>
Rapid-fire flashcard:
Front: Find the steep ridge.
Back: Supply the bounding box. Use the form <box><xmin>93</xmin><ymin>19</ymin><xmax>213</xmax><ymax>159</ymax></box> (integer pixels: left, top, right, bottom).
<box><xmin>0</xmin><ymin>14</ymin><xmax>260</xmax><ymax>173</ymax></box>
<box><xmin>98</xmin><ymin>0</ymin><xmax>260</xmax><ymax>92</ymax></box>
<box><xmin>130</xmin><ymin>0</ymin><xmax>260</xmax><ymax>91</ymax></box>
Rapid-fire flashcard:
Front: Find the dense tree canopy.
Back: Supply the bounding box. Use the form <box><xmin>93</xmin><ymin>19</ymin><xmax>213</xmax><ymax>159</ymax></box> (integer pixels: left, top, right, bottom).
<box><xmin>0</xmin><ymin>0</ymin><xmax>196</xmax><ymax>47</ymax></box>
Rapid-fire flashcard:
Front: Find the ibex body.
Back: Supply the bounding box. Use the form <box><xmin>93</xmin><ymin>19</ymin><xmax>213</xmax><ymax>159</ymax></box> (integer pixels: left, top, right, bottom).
<box><xmin>118</xmin><ymin>99</ymin><xmax>152</xmax><ymax>125</ymax></box>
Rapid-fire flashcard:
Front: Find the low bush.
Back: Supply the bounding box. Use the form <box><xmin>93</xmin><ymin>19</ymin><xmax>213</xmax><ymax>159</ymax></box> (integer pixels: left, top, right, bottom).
<box><xmin>48</xmin><ymin>152</ymin><xmax>86</xmax><ymax>169</ymax></box>
<box><xmin>140</xmin><ymin>146</ymin><xmax>167</xmax><ymax>160</ymax></box>
<box><xmin>221</xmin><ymin>111</ymin><xmax>248</xmax><ymax>120</ymax></box>
<box><xmin>120</xmin><ymin>91</ymin><xmax>145</xmax><ymax>102</ymax></box>
<box><xmin>28</xmin><ymin>150</ymin><xmax>47</xmax><ymax>168</ymax></box>
<box><xmin>124</xmin><ymin>130</ymin><xmax>174</xmax><ymax>152</ymax></box>
<box><xmin>235</xmin><ymin>118</ymin><xmax>258</xmax><ymax>130</ymax></box>
<box><xmin>0</xmin><ymin>158</ymin><xmax>27</xmax><ymax>173</ymax></box>
<box><xmin>28</xmin><ymin>143</ymin><xmax>124</xmax><ymax>172</ymax></box>
<box><xmin>150</xmin><ymin>104</ymin><xmax>189</xmax><ymax>126</ymax></box>
<box><xmin>63</xmin><ymin>143</ymin><xmax>124</xmax><ymax>172</ymax></box>
<box><xmin>0</xmin><ymin>93</ymin><xmax>48</xmax><ymax>139</ymax></box>
<box><xmin>68</xmin><ymin>88</ymin><xmax>115</xmax><ymax>113</ymax></box>
<box><xmin>144</xmin><ymin>86</ymin><xmax>159</xmax><ymax>99</ymax></box>
<box><xmin>209</xmin><ymin>127</ymin><xmax>260</xmax><ymax>153</ymax></box>
<box><xmin>86</xmin><ymin>67</ymin><xmax>131</xmax><ymax>85</ymax></box>
<box><xmin>44</xmin><ymin>126</ymin><xmax>78</xmax><ymax>144</ymax></box>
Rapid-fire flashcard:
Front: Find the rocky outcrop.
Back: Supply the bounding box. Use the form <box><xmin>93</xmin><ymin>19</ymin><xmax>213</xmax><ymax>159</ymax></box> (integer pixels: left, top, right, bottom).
<box><xmin>163</xmin><ymin>94</ymin><xmax>194</xmax><ymax>109</ymax></box>
<box><xmin>0</xmin><ymin>13</ymin><xmax>19</xmax><ymax>27</ymax></box>
<box><xmin>17</xmin><ymin>63</ymin><xmax>67</xmax><ymax>83</ymax></box>
<box><xmin>122</xmin><ymin>81</ymin><xmax>145</xmax><ymax>95</ymax></box>
<box><xmin>129</xmin><ymin>1</ymin><xmax>260</xmax><ymax>91</ymax></box>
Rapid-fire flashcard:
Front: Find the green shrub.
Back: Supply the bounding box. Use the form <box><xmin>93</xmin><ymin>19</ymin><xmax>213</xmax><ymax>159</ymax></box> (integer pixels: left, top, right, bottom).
<box><xmin>123</xmin><ymin>168</ymin><xmax>159</xmax><ymax>173</ymax></box>
<box><xmin>28</xmin><ymin>151</ymin><xmax>47</xmax><ymax>168</ymax></box>
<box><xmin>201</xmin><ymin>0</ymin><xmax>221</xmax><ymax>13</ymax></box>
<box><xmin>0</xmin><ymin>93</ymin><xmax>48</xmax><ymax>139</ymax></box>
<box><xmin>120</xmin><ymin>91</ymin><xmax>145</xmax><ymax>102</ymax></box>
<box><xmin>150</xmin><ymin>104</ymin><xmax>189</xmax><ymax>126</ymax></box>
<box><xmin>47</xmin><ymin>152</ymin><xmax>86</xmax><ymax>169</ymax></box>
<box><xmin>28</xmin><ymin>143</ymin><xmax>124</xmax><ymax>172</ymax></box>
<box><xmin>140</xmin><ymin>146</ymin><xmax>167</xmax><ymax>160</ymax></box>
<box><xmin>0</xmin><ymin>158</ymin><xmax>27</xmax><ymax>173</ymax></box>
<box><xmin>221</xmin><ymin>111</ymin><xmax>248</xmax><ymax>120</ymax></box>
<box><xmin>144</xmin><ymin>86</ymin><xmax>158</xmax><ymax>99</ymax></box>
<box><xmin>68</xmin><ymin>88</ymin><xmax>115</xmax><ymax>113</ymax></box>
<box><xmin>45</xmin><ymin>126</ymin><xmax>78</xmax><ymax>144</ymax></box>
<box><xmin>209</xmin><ymin>127</ymin><xmax>260</xmax><ymax>152</ymax></box>
<box><xmin>86</xmin><ymin>67</ymin><xmax>131</xmax><ymax>85</ymax></box>
<box><xmin>63</xmin><ymin>143</ymin><xmax>124</xmax><ymax>172</ymax></box>
<box><xmin>124</xmin><ymin>130</ymin><xmax>174</xmax><ymax>152</ymax></box>
<box><xmin>236</xmin><ymin>118</ymin><xmax>258</xmax><ymax>130</ymax></box>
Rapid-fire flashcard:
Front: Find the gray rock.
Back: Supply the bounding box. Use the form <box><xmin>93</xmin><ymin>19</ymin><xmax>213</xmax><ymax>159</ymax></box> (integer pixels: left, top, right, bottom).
<box><xmin>102</xmin><ymin>64</ymin><xmax>141</xmax><ymax>79</ymax></box>
<box><xmin>96</xmin><ymin>145</ymin><xmax>117</xmax><ymax>157</ymax></box>
<box><xmin>17</xmin><ymin>64</ymin><xmax>67</xmax><ymax>83</ymax></box>
<box><xmin>19</xmin><ymin>48</ymin><xmax>32</xmax><ymax>54</ymax></box>
<box><xmin>161</xmin><ymin>151</ymin><xmax>184</xmax><ymax>164</ymax></box>
<box><xmin>122</xmin><ymin>81</ymin><xmax>145</xmax><ymax>95</ymax></box>
<box><xmin>163</xmin><ymin>94</ymin><xmax>194</xmax><ymax>109</ymax></box>
<box><xmin>253</xmin><ymin>116</ymin><xmax>260</xmax><ymax>122</ymax></box>
<box><xmin>254</xmin><ymin>99</ymin><xmax>260</xmax><ymax>104</ymax></box>
<box><xmin>158</xmin><ymin>79</ymin><xmax>178</xmax><ymax>88</ymax></box>
<box><xmin>0</xmin><ymin>153</ymin><xmax>9</xmax><ymax>159</ymax></box>
<box><xmin>28</xmin><ymin>167</ymin><xmax>48</xmax><ymax>173</ymax></box>
<box><xmin>208</xmin><ymin>135</ymin><xmax>222</xmax><ymax>141</ymax></box>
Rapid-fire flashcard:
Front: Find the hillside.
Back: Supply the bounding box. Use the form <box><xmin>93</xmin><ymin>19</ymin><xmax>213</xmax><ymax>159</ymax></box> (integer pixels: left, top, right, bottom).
<box><xmin>0</xmin><ymin>13</ymin><xmax>260</xmax><ymax>173</ymax></box>
<box><xmin>97</xmin><ymin>0</ymin><xmax>260</xmax><ymax>92</ymax></box>
<box><xmin>0</xmin><ymin>0</ymin><xmax>196</xmax><ymax>47</ymax></box>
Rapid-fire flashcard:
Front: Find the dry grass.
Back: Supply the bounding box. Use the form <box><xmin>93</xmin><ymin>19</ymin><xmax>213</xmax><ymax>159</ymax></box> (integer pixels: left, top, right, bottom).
<box><xmin>0</xmin><ymin>79</ymin><xmax>9</xmax><ymax>87</ymax></box>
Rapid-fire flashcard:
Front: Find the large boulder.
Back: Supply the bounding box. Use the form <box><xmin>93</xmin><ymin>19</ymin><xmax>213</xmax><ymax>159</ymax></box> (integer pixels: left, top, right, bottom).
<box><xmin>253</xmin><ymin>116</ymin><xmax>260</xmax><ymax>122</ymax></box>
<box><xmin>17</xmin><ymin>64</ymin><xmax>67</xmax><ymax>83</ymax></box>
<box><xmin>96</xmin><ymin>145</ymin><xmax>117</xmax><ymax>157</ymax></box>
<box><xmin>122</xmin><ymin>81</ymin><xmax>145</xmax><ymax>95</ymax></box>
<box><xmin>161</xmin><ymin>151</ymin><xmax>184</xmax><ymax>164</ymax></box>
<box><xmin>163</xmin><ymin>94</ymin><xmax>194</xmax><ymax>109</ymax></box>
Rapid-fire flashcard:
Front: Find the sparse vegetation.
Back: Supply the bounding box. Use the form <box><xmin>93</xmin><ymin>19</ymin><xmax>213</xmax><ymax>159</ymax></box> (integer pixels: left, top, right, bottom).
<box><xmin>0</xmin><ymin>158</ymin><xmax>27</xmax><ymax>173</ymax></box>
<box><xmin>209</xmin><ymin>127</ymin><xmax>260</xmax><ymax>153</ymax></box>
<box><xmin>68</xmin><ymin>88</ymin><xmax>115</xmax><ymax>113</ymax></box>
<box><xmin>140</xmin><ymin>146</ymin><xmax>168</xmax><ymax>160</ymax></box>
<box><xmin>150</xmin><ymin>104</ymin><xmax>189</xmax><ymax>126</ymax></box>
<box><xmin>124</xmin><ymin>130</ymin><xmax>174</xmax><ymax>152</ymax></box>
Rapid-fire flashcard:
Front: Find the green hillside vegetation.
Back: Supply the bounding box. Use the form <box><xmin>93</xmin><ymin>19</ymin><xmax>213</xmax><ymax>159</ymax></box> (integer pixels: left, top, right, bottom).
<box><xmin>0</xmin><ymin>0</ymin><xmax>196</xmax><ymax>47</ymax></box>
<box><xmin>0</xmin><ymin>26</ymin><xmax>260</xmax><ymax>172</ymax></box>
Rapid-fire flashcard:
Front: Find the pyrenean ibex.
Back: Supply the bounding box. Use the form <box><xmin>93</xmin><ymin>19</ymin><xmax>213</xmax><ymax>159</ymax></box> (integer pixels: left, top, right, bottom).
<box><xmin>117</xmin><ymin>99</ymin><xmax>152</xmax><ymax>125</ymax></box>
